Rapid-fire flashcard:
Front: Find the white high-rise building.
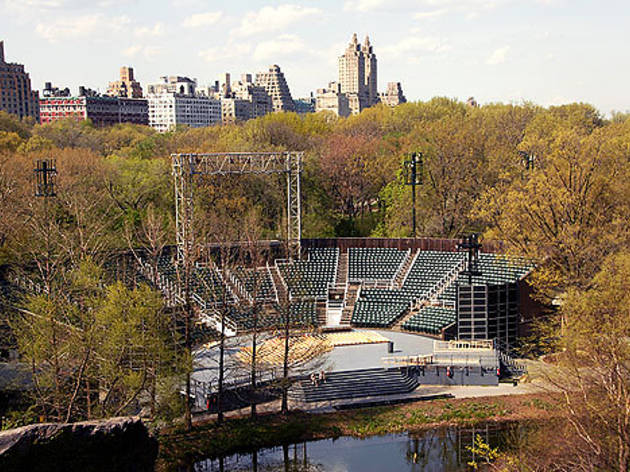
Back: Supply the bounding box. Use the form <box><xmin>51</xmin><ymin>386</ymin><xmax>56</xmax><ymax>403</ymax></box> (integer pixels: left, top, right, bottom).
<box><xmin>146</xmin><ymin>76</ymin><xmax>221</xmax><ymax>132</ymax></box>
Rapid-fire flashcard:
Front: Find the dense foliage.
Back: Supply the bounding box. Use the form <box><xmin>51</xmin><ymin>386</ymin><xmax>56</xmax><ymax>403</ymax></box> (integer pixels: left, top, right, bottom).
<box><xmin>1</xmin><ymin>99</ymin><xmax>629</xmax><ymax>454</ymax></box>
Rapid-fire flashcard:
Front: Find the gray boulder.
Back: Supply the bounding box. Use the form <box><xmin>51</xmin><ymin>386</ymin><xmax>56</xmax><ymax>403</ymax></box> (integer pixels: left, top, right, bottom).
<box><xmin>0</xmin><ymin>416</ymin><xmax>157</xmax><ymax>471</ymax></box>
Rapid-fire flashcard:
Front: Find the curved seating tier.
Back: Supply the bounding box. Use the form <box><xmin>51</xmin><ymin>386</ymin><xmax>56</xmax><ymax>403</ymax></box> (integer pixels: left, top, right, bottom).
<box><xmin>402</xmin><ymin>306</ymin><xmax>456</xmax><ymax>335</ymax></box>
<box><xmin>439</xmin><ymin>254</ymin><xmax>533</xmax><ymax>304</ymax></box>
<box><xmin>351</xmin><ymin>251</ymin><xmax>466</xmax><ymax>328</ymax></box>
<box><xmin>352</xmin><ymin>288</ymin><xmax>409</xmax><ymax>327</ymax></box>
<box><xmin>277</xmin><ymin>248</ymin><xmax>338</xmax><ymax>299</ymax></box>
<box><xmin>232</xmin><ymin>267</ymin><xmax>275</xmax><ymax>302</ymax></box>
<box><xmin>348</xmin><ymin>248</ymin><xmax>406</xmax><ymax>282</ymax></box>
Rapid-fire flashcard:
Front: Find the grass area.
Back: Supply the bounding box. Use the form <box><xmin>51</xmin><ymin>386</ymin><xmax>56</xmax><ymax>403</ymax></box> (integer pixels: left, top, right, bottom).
<box><xmin>156</xmin><ymin>393</ymin><xmax>557</xmax><ymax>470</ymax></box>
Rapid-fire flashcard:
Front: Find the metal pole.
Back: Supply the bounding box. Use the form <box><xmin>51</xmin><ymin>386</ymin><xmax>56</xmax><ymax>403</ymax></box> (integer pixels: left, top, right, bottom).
<box><xmin>411</xmin><ymin>152</ymin><xmax>417</xmax><ymax>238</ymax></box>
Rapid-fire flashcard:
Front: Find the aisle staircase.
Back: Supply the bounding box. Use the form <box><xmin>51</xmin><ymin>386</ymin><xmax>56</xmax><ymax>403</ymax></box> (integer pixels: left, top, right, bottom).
<box><xmin>288</xmin><ymin>368</ymin><xmax>418</xmax><ymax>403</ymax></box>
<box><xmin>316</xmin><ymin>301</ymin><xmax>327</xmax><ymax>325</ymax></box>
<box><xmin>392</xmin><ymin>249</ymin><xmax>416</xmax><ymax>288</ymax></box>
<box><xmin>340</xmin><ymin>282</ymin><xmax>360</xmax><ymax>325</ymax></box>
<box><xmin>336</xmin><ymin>252</ymin><xmax>348</xmax><ymax>285</ymax></box>
<box><xmin>494</xmin><ymin>339</ymin><xmax>527</xmax><ymax>378</ymax></box>
<box><xmin>270</xmin><ymin>264</ymin><xmax>288</xmax><ymax>302</ymax></box>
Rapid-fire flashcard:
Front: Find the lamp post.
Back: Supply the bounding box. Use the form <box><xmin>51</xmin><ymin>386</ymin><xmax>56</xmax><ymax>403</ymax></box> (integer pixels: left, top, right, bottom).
<box><xmin>33</xmin><ymin>159</ymin><xmax>57</xmax><ymax>294</ymax></box>
<box><xmin>518</xmin><ymin>150</ymin><xmax>536</xmax><ymax>176</ymax></box>
<box><xmin>404</xmin><ymin>152</ymin><xmax>423</xmax><ymax>237</ymax></box>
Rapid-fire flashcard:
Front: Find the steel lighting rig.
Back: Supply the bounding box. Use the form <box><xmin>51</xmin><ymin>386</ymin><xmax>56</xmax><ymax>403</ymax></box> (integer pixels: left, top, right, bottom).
<box><xmin>172</xmin><ymin>152</ymin><xmax>303</xmax><ymax>265</ymax></box>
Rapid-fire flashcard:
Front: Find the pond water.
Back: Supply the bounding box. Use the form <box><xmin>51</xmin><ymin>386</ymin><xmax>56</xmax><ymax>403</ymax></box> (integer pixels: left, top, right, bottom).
<box><xmin>173</xmin><ymin>422</ymin><xmax>524</xmax><ymax>472</ymax></box>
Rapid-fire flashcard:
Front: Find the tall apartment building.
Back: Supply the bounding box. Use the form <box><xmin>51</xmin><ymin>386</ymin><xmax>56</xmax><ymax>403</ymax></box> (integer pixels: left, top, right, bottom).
<box><xmin>39</xmin><ymin>85</ymin><xmax>148</xmax><ymax>126</ymax></box>
<box><xmin>146</xmin><ymin>76</ymin><xmax>221</xmax><ymax>132</ymax></box>
<box><xmin>255</xmin><ymin>65</ymin><xmax>295</xmax><ymax>113</ymax></box>
<box><xmin>0</xmin><ymin>41</ymin><xmax>40</xmax><ymax>121</ymax></box>
<box><xmin>379</xmin><ymin>82</ymin><xmax>407</xmax><ymax>107</ymax></box>
<box><xmin>362</xmin><ymin>36</ymin><xmax>378</xmax><ymax>107</ymax></box>
<box><xmin>221</xmin><ymin>98</ymin><xmax>252</xmax><ymax>124</ymax></box>
<box><xmin>317</xmin><ymin>34</ymin><xmax>405</xmax><ymax>117</ymax></box>
<box><xmin>107</xmin><ymin>66</ymin><xmax>143</xmax><ymax>98</ymax></box>
<box><xmin>338</xmin><ymin>33</ymin><xmax>380</xmax><ymax>115</ymax></box>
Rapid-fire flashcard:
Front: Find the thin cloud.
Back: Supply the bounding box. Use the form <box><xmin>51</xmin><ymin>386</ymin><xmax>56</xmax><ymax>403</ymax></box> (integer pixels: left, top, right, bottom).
<box><xmin>486</xmin><ymin>45</ymin><xmax>510</xmax><ymax>64</ymax></box>
<box><xmin>343</xmin><ymin>0</ymin><xmax>388</xmax><ymax>12</ymax></box>
<box><xmin>35</xmin><ymin>14</ymin><xmax>131</xmax><ymax>42</ymax></box>
<box><xmin>123</xmin><ymin>45</ymin><xmax>166</xmax><ymax>61</ymax></box>
<box><xmin>414</xmin><ymin>8</ymin><xmax>448</xmax><ymax>19</ymax></box>
<box><xmin>232</xmin><ymin>4</ymin><xmax>321</xmax><ymax>37</ymax></box>
<box><xmin>182</xmin><ymin>11</ymin><xmax>223</xmax><ymax>28</ymax></box>
<box><xmin>380</xmin><ymin>36</ymin><xmax>451</xmax><ymax>64</ymax></box>
<box><xmin>198</xmin><ymin>43</ymin><xmax>252</xmax><ymax>62</ymax></box>
<box><xmin>134</xmin><ymin>22</ymin><xmax>166</xmax><ymax>38</ymax></box>
<box><xmin>254</xmin><ymin>34</ymin><xmax>305</xmax><ymax>62</ymax></box>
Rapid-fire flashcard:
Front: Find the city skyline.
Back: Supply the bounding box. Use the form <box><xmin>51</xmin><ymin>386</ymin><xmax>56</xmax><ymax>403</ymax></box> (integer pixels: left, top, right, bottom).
<box><xmin>1</xmin><ymin>0</ymin><xmax>629</xmax><ymax>115</ymax></box>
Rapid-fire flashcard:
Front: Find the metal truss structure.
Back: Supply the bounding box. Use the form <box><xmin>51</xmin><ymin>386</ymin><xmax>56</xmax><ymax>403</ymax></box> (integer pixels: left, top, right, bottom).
<box><xmin>172</xmin><ymin>152</ymin><xmax>303</xmax><ymax>264</ymax></box>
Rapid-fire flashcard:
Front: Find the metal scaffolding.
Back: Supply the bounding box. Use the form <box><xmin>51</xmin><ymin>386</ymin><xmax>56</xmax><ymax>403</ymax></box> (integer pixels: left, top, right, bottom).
<box><xmin>172</xmin><ymin>152</ymin><xmax>303</xmax><ymax>263</ymax></box>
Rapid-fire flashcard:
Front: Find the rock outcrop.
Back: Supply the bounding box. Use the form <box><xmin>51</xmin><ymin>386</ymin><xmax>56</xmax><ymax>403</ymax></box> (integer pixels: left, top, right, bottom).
<box><xmin>0</xmin><ymin>416</ymin><xmax>157</xmax><ymax>471</ymax></box>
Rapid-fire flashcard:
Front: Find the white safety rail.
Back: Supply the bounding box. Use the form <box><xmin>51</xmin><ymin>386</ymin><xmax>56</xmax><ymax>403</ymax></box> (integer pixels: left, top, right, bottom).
<box><xmin>226</xmin><ymin>268</ymin><xmax>252</xmax><ymax>304</ymax></box>
<box><xmin>390</xmin><ymin>248</ymin><xmax>412</xmax><ymax>289</ymax></box>
<box><xmin>266</xmin><ymin>263</ymin><xmax>280</xmax><ymax>303</ymax></box>
<box><xmin>400</xmin><ymin>249</ymin><xmax>420</xmax><ymax>287</ymax></box>
<box><xmin>137</xmin><ymin>260</ymin><xmax>184</xmax><ymax>307</ymax></box>
<box><xmin>199</xmin><ymin>308</ymin><xmax>238</xmax><ymax>338</ymax></box>
<box><xmin>9</xmin><ymin>274</ymin><xmax>46</xmax><ymax>295</ymax></box>
<box><xmin>382</xmin><ymin>353</ymin><xmax>435</xmax><ymax>366</ymax></box>
<box><xmin>434</xmin><ymin>339</ymin><xmax>495</xmax><ymax>352</ymax></box>
<box><xmin>138</xmin><ymin>258</ymin><xmax>238</xmax><ymax>337</ymax></box>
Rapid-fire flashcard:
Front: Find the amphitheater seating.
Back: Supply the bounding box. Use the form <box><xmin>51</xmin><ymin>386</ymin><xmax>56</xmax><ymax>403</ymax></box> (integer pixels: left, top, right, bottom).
<box><xmin>140</xmin><ymin>248</ymin><xmax>532</xmax><ymax>335</ymax></box>
<box><xmin>192</xmin><ymin>267</ymin><xmax>235</xmax><ymax>304</ymax></box>
<box><xmin>226</xmin><ymin>301</ymin><xmax>318</xmax><ymax>331</ymax></box>
<box><xmin>277</xmin><ymin>248</ymin><xmax>338</xmax><ymax>299</ymax></box>
<box><xmin>231</xmin><ymin>267</ymin><xmax>276</xmax><ymax>302</ymax></box>
<box><xmin>348</xmin><ymin>248</ymin><xmax>406</xmax><ymax>282</ymax></box>
<box><xmin>154</xmin><ymin>256</ymin><xmax>235</xmax><ymax>305</ymax></box>
<box><xmin>439</xmin><ymin>254</ymin><xmax>533</xmax><ymax>304</ymax></box>
<box><xmin>401</xmin><ymin>251</ymin><xmax>465</xmax><ymax>299</ymax></box>
<box><xmin>350</xmin><ymin>251</ymin><xmax>465</xmax><ymax>328</ymax></box>
<box><xmin>352</xmin><ymin>288</ymin><xmax>410</xmax><ymax>327</ymax></box>
<box><xmin>402</xmin><ymin>306</ymin><xmax>456</xmax><ymax>335</ymax></box>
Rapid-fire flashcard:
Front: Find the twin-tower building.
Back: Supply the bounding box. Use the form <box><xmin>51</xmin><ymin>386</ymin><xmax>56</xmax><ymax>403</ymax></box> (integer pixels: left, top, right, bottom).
<box><xmin>316</xmin><ymin>33</ymin><xmax>406</xmax><ymax>117</ymax></box>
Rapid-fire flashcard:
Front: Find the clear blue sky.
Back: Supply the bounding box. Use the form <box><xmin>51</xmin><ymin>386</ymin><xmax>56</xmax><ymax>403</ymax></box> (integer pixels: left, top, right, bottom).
<box><xmin>2</xmin><ymin>0</ymin><xmax>628</xmax><ymax>114</ymax></box>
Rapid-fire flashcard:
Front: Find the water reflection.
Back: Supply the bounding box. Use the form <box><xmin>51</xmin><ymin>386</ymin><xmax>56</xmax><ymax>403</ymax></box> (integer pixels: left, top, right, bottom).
<box><xmin>183</xmin><ymin>423</ymin><xmax>522</xmax><ymax>472</ymax></box>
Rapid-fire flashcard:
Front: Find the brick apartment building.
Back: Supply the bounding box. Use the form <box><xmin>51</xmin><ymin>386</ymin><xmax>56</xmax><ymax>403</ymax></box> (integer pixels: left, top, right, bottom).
<box><xmin>39</xmin><ymin>83</ymin><xmax>148</xmax><ymax>126</ymax></box>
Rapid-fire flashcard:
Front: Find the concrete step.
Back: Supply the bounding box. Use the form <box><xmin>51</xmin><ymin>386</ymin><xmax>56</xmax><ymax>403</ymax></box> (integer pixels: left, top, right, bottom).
<box><xmin>289</xmin><ymin>368</ymin><xmax>418</xmax><ymax>403</ymax></box>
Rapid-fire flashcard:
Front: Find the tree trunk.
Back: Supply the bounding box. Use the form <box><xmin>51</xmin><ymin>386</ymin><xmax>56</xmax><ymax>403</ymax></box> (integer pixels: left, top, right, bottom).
<box><xmin>281</xmin><ymin>307</ymin><xmax>290</xmax><ymax>414</ymax></box>
<box><xmin>217</xmin><ymin>309</ymin><xmax>226</xmax><ymax>425</ymax></box>
<box><xmin>250</xmin><ymin>311</ymin><xmax>258</xmax><ymax>419</ymax></box>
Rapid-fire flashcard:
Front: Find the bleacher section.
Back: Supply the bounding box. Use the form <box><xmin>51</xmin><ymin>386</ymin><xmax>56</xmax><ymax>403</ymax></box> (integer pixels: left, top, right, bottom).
<box><xmin>439</xmin><ymin>254</ymin><xmax>532</xmax><ymax>304</ymax></box>
<box><xmin>352</xmin><ymin>289</ymin><xmax>410</xmax><ymax>328</ymax></box>
<box><xmin>277</xmin><ymin>248</ymin><xmax>338</xmax><ymax>299</ymax></box>
<box><xmin>402</xmin><ymin>306</ymin><xmax>456</xmax><ymax>335</ymax></box>
<box><xmin>206</xmin><ymin>301</ymin><xmax>316</xmax><ymax>331</ymax></box>
<box><xmin>231</xmin><ymin>267</ymin><xmax>276</xmax><ymax>302</ymax></box>
<box><xmin>401</xmin><ymin>251</ymin><xmax>465</xmax><ymax>299</ymax></box>
<box><xmin>135</xmin><ymin>248</ymin><xmax>532</xmax><ymax>338</ymax></box>
<box><xmin>351</xmin><ymin>251</ymin><xmax>465</xmax><ymax>328</ymax></box>
<box><xmin>348</xmin><ymin>248</ymin><xmax>406</xmax><ymax>282</ymax></box>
